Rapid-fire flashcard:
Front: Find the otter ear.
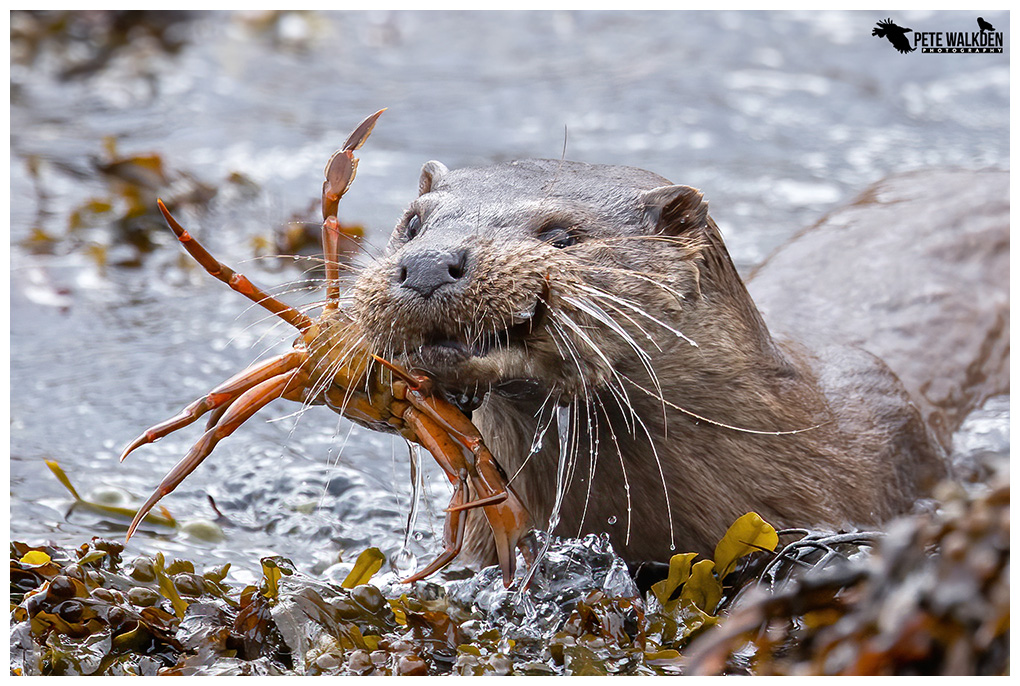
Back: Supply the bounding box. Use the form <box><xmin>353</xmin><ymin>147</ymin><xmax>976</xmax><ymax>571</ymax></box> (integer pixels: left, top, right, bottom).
<box><xmin>419</xmin><ymin>160</ymin><xmax>449</xmax><ymax>196</ymax></box>
<box><xmin>640</xmin><ymin>185</ymin><xmax>708</xmax><ymax>235</ymax></box>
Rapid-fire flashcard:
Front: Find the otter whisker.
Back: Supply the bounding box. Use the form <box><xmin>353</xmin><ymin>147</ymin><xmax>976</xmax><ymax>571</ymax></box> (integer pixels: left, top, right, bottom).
<box><xmin>551</xmin><ymin>306</ymin><xmax>676</xmax><ymax>551</ymax></box>
<box><xmin>562</xmin><ymin>289</ymin><xmax>673</xmax><ymax>429</ymax></box>
<box><xmin>318</xmin><ymin>418</ymin><xmax>357</xmax><ymax>508</ymax></box>
<box><xmin>622</xmin><ymin>386</ymin><xmax>678</xmax><ymax>553</ymax></box>
<box><xmin>549</xmin><ymin>308</ymin><xmax>652</xmax><ymax>433</ymax></box>
<box><xmin>301</xmin><ymin>329</ymin><xmax>370</xmax><ymax>418</ymax></box>
<box><xmin>574</xmin><ymin>282</ymin><xmax>667</xmax><ymax>351</ymax></box>
<box><xmin>545</xmin><ymin>319</ymin><xmax>591</xmax><ymax>408</ymax></box>
<box><xmin>305</xmin><ymin>418</ymin><xmax>355</xmax><ymax>511</ymax></box>
<box><xmin>601</xmin><ymin>376</ymin><xmax>643</xmax><ymax>438</ymax></box>
<box><xmin>578</xmin><ymin>262</ymin><xmax>691</xmax><ymax>307</ymax></box>
<box><xmin>559</xmin><ymin>293</ymin><xmax>667</xmax><ymax>414</ymax></box>
<box><xmin>561</xmin><ymin>294</ymin><xmax>658</xmax><ymax>367</ymax></box>
<box><xmin>522</xmin><ymin>398</ymin><xmax>576</xmax><ymax>589</ymax></box>
<box><xmin>507</xmin><ymin>388</ymin><xmax>559</xmax><ymax>486</ymax></box>
<box><xmin>549</xmin><ymin>310</ymin><xmax>616</xmax><ymax>379</ymax></box>
<box><xmin>623</xmin><ymin>376</ymin><xmax>827</xmax><ymax>436</ymax></box>
<box><xmin>573</xmin><ymin>283</ymin><xmax>698</xmax><ymax>348</ymax></box>
<box><xmin>539</xmin><ymin>313</ymin><xmax>612</xmax><ymax>541</ymax></box>
<box><xmin>231</xmin><ymin>293</ymin><xmax>342</xmax><ymax>354</ymax></box>
<box><xmin>548</xmin><ymin>301</ymin><xmax>642</xmax><ymax>436</ymax></box>
<box><xmin>547</xmin><ymin>303</ymin><xmax>644</xmax><ymax>434</ymax></box>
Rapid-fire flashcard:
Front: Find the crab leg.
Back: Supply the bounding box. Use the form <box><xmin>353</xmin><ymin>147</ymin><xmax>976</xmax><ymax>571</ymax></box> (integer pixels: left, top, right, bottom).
<box><xmin>120</xmin><ymin>351</ymin><xmax>305</xmax><ymax>462</ymax></box>
<box><xmin>445</xmin><ymin>492</ymin><xmax>508</xmax><ymax>512</ymax></box>
<box><xmin>125</xmin><ymin>368</ymin><xmax>301</xmax><ymax>540</ymax></box>
<box><xmin>393</xmin><ymin>374</ymin><xmax>527</xmax><ymax>517</ymax></box>
<box><xmin>321</xmin><ymin>217</ymin><xmax>344</xmax><ymax>311</ymax></box>
<box><xmin>157</xmin><ymin>200</ymin><xmax>313</xmax><ymax>333</ymax></box>
<box><xmin>402</xmin><ymin>469</ymin><xmax>469</xmax><ymax>584</ymax></box>
<box><xmin>205</xmin><ymin>403</ymin><xmax>230</xmax><ymax>431</ymax></box>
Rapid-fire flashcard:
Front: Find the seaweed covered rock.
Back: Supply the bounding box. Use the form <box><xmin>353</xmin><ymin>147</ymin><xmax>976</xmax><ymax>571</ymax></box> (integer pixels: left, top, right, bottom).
<box><xmin>9</xmin><ymin>533</ymin><xmax>697</xmax><ymax>675</ymax></box>
<box><xmin>686</xmin><ymin>476</ymin><xmax>1009</xmax><ymax>675</ymax></box>
<box><xmin>11</xmin><ymin>489</ymin><xmax>1006</xmax><ymax>676</ymax></box>
<box><xmin>10</xmin><ymin>539</ymin><xmax>184</xmax><ymax>675</ymax></box>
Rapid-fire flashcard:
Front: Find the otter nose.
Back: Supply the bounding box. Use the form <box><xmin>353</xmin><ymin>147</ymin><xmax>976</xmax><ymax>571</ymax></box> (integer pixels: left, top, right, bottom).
<box><xmin>397</xmin><ymin>249</ymin><xmax>467</xmax><ymax>298</ymax></box>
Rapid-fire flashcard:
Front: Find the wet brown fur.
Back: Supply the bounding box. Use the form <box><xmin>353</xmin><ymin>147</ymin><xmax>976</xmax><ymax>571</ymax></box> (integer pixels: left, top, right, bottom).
<box><xmin>352</xmin><ymin>159</ymin><xmax>1004</xmax><ymax>566</ymax></box>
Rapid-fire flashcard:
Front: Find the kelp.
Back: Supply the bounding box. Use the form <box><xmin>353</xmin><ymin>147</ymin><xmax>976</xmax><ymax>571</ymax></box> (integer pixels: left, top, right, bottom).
<box><xmin>45</xmin><ymin>460</ymin><xmax>177</xmax><ymax>532</ymax></box>
<box><xmin>10</xmin><ymin>539</ymin><xmax>182</xmax><ymax>676</ymax></box>
<box><xmin>10</xmin><ymin>496</ymin><xmax>1007</xmax><ymax>675</ymax></box>
<box><xmin>686</xmin><ymin>477</ymin><xmax>1010</xmax><ymax>675</ymax></box>
<box><xmin>10</xmin><ymin>10</ymin><xmax>192</xmax><ymax>78</ymax></box>
<box><xmin>18</xmin><ymin>133</ymin><xmax>216</xmax><ymax>268</ymax></box>
<box><xmin>10</xmin><ymin>517</ymin><xmax>766</xmax><ymax>675</ymax></box>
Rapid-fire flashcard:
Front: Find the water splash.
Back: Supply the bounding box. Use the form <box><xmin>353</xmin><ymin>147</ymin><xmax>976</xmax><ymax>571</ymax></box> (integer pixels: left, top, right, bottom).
<box><xmin>394</xmin><ymin>443</ymin><xmax>424</xmax><ymax>579</ymax></box>
<box><xmin>521</xmin><ymin>403</ymin><xmax>573</xmax><ymax>590</ymax></box>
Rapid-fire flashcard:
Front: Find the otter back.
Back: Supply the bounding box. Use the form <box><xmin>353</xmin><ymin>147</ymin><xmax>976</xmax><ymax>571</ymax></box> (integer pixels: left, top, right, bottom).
<box><xmin>749</xmin><ymin>169</ymin><xmax>1009</xmax><ymax>450</ymax></box>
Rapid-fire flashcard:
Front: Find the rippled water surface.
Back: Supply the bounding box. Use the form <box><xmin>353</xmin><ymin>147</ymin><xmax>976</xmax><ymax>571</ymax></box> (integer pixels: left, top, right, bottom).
<box><xmin>9</xmin><ymin>10</ymin><xmax>1010</xmax><ymax>580</ymax></box>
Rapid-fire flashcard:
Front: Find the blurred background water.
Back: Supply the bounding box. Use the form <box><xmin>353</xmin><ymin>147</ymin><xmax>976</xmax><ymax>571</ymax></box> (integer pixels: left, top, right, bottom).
<box><xmin>9</xmin><ymin>10</ymin><xmax>1009</xmax><ymax>582</ymax></box>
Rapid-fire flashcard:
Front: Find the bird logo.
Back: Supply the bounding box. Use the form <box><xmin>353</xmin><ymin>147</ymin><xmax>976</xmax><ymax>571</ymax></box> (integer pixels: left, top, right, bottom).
<box><xmin>977</xmin><ymin>17</ymin><xmax>996</xmax><ymax>33</ymax></box>
<box><xmin>872</xmin><ymin>18</ymin><xmax>915</xmax><ymax>54</ymax></box>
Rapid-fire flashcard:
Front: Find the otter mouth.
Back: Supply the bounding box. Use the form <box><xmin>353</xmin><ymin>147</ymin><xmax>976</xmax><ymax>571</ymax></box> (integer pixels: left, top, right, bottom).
<box><xmin>402</xmin><ymin>296</ymin><xmax>549</xmax><ymax>412</ymax></box>
<box><xmin>416</xmin><ymin>297</ymin><xmax>546</xmax><ymax>366</ymax></box>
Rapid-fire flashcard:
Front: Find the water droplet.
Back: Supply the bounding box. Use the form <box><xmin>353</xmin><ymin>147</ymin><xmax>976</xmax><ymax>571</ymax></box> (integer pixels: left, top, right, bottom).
<box><xmin>392</xmin><ymin>548</ymin><xmax>416</xmax><ymax>576</ymax></box>
<box><xmin>412</xmin><ymin>531</ymin><xmax>425</xmax><ymax>541</ymax></box>
<box><xmin>607</xmin><ymin>515</ymin><xmax>617</xmax><ymax>525</ymax></box>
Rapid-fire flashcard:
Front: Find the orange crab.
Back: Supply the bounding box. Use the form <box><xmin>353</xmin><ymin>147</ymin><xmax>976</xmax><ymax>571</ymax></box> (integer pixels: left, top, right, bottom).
<box><xmin>120</xmin><ymin>110</ymin><xmax>530</xmax><ymax>586</ymax></box>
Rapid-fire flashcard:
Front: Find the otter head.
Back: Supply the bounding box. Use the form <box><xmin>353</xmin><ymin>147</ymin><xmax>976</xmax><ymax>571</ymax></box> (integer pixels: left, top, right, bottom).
<box><xmin>352</xmin><ymin>158</ymin><xmax>713</xmax><ymax>408</ymax></box>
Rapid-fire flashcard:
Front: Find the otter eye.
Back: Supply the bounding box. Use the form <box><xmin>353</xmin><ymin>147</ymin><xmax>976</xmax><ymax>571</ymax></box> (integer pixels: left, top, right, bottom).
<box><xmin>405</xmin><ymin>214</ymin><xmax>422</xmax><ymax>240</ymax></box>
<box><xmin>539</xmin><ymin>225</ymin><xmax>577</xmax><ymax>249</ymax></box>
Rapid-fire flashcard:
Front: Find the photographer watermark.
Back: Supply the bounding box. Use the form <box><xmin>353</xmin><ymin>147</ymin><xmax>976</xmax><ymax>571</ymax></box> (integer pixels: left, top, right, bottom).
<box><xmin>872</xmin><ymin>16</ymin><xmax>1003</xmax><ymax>54</ymax></box>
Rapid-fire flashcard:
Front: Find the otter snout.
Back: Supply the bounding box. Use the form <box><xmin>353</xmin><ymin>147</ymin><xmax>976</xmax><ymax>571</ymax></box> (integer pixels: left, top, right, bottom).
<box><xmin>396</xmin><ymin>248</ymin><xmax>468</xmax><ymax>299</ymax></box>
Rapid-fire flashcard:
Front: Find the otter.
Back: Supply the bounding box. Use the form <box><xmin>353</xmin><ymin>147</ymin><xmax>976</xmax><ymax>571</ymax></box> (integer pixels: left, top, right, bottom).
<box><xmin>352</xmin><ymin>159</ymin><xmax>1008</xmax><ymax>567</ymax></box>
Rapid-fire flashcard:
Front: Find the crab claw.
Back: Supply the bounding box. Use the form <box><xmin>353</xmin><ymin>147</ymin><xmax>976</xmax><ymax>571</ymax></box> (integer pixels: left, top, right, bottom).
<box><xmin>401</xmin><ymin>469</ymin><xmax>470</xmax><ymax>584</ymax></box>
<box><xmin>321</xmin><ymin>108</ymin><xmax>386</xmax><ymax>311</ymax></box>
<box><xmin>472</xmin><ymin>453</ymin><xmax>531</xmax><ymax>586</ymax></box>
<box><xmin>322</xmin><ymin>108</ymin><xmax>386</xmax><ymax>220</ymax></box>
<box><xmin>399</xmin><ymin>388</ymin><xmax>532</xmax><ymax>587</ymax></box>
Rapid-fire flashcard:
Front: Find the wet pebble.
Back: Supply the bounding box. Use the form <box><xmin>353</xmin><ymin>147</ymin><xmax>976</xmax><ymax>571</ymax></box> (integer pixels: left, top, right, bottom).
<box><xmin>56</xmin><ymin>599</ymin><xmax>84</xmax><ymax>623</ymax></box>
<box><xmin>347</xmin><ymin>649</ymin><xmax>373</xmax><ymax>675</ymax></box>
<box><xmin>92</xmin><ymin>587</ymin><xmax>116</xmax><ymax>603</ymax></box>
<box><xmin>107</xmin><ymin>605</ymin><xmax>129</xmax><ymax>630</ymax></box>
<box><xmin>314</xmin><ymin>652</ymin><xmax>341</xmax><ymax>672</ymax></box>
<box><xmin>128</xmin><ymin>586</ymin><xmax>161</xmax><ymax>607</ymax></box>
<box><xmin>329</xmin><ymin>597</ymin><xmax>362</xmax><ymax>621</ymax></box>
<box><xmin>351</xmin><ymin>584</ymin><xmax>386</xmax><ymax>614</ymax></box>
<box><xmin>396</xmin><ymin>654</ymin><xmax>428</xmax><ymax>675</ymax></box>
<box><xmin>128</xmin><ymin>558</ymin><xmax>155</xmax><ymax>582</ymax></box>
<box><xmin>87</xmin><ymin>486</ymin><xmax>132</xmax><ymax>507</ymax></box>
<box><xmin>181</xmin><ymin>519</ymin><xmax>225</xmax><ymax>542</ymax></box>
<box><xmin>47</xmin><ymin>575</ymin><xmax>76</xmax><ymax>600</ymax></box>
<box><xmin>172</xmin><ymin>572</ymin><xmax>205</xmax><ymax>597</ymax></box>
